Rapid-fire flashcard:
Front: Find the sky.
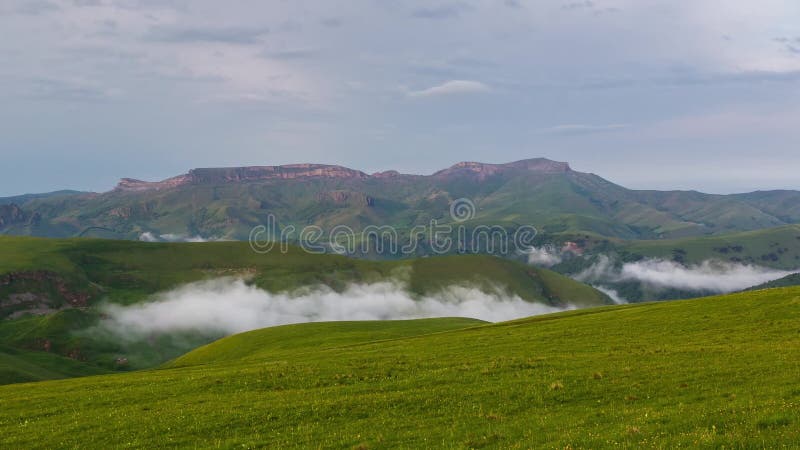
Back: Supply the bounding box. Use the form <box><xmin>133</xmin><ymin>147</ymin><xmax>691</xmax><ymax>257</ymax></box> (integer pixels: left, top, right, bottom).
<box><xmin>1</xmin><ymin>0</ymin><xmax>799</xmax><ymax>196</ymax></box>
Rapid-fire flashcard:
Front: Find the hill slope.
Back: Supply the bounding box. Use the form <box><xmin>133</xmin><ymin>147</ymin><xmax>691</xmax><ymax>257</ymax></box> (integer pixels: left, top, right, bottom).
<box><xmin>0</xmin><ymin>236</ymin><xmax>609</xmax><ymax>378</ymax></box>
<box><xmin>745</xmin><ymin>273</ymin><xmax>800</xmax><ymax>291</ymax></box>
<box><xmin>2</xmin><ymin>158</ymin><xmax>800</xmax><ymax>244</ymax></box>
<box><xmin>0</xmin><ymin>288</ymin><xmax>798</xmax><ymax>447</ymax></box>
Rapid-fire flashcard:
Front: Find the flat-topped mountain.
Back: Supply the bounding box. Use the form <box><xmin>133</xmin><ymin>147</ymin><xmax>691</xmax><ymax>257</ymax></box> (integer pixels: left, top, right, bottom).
<box><xmin>115</xmin><ymin>164</ymin><xmax>372</xmax><ymax>192</ymax></box>
<box><xmin>113</xmin><ymin>158</ymin><xmax>572</xmax><ymax>192</ymax></box>
<box><xmin>1</xmin><ymin>158</ymin><xmax>799</xmax><ymax>244</ymax></box>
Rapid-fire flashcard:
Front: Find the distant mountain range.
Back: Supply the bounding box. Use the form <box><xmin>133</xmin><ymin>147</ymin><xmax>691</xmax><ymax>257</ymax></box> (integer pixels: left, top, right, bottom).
<box><xmin>2</xmin><ymin>158</ymin><xmax>800</xmax><ymax>243</ymax></box>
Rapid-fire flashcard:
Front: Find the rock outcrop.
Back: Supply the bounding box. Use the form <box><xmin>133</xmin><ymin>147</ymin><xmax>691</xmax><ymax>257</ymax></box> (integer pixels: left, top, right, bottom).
<box><xmin>0</xmin><ymin>203</ymin><xmax>38</xmax><ymax>228</ymax></box>
<box><xmin>317</xmin><ymin>190</ymin><xmax>375</xmax><ymax>207</ymax></box>
<box><xmin>0</xmin><ymin>271</ymin><xmax>93</xmax><ymax>318</ymax></box>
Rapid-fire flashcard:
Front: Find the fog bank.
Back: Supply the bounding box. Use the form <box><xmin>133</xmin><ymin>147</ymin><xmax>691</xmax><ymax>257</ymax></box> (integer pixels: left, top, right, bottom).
<box><xmin>99</xmin><ymin>278</ymin><xmax>574</xmax><ymax>338</ymax></box>
<box><xmin>576</xmin><ymin>256</ymin><xmax>792</xmax><ymax>293</ymax></box>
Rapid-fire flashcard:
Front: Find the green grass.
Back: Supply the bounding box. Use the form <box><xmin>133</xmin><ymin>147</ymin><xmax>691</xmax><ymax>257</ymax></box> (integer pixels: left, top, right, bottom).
<box><xmin>166</xmin><ymin>318</ymin><xmax>486</xmax><ymax>368</ymax></box>
<box><xmin>1</xmin><ymin>287</ymin><xmax>798</xmax><ymax>448</ymax></box>
<box><xmin>0</xmin><ymin>346</ymin><xmax>108</xmax><ymax>385</ymax></box>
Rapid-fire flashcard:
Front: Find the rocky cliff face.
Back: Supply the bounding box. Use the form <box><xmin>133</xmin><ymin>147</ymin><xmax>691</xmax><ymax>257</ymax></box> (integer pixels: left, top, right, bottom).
<box><xmin>114</xmin><ymin>164</ymin><xmax>370</xmax><ymax>192</ymax></box>
<box><xmin>0</xmin><ymin>271</ymin><xmax>94</xmax><ymax>320</ymax></box>
<box><xmin>0</xmin><ymin>204</ymin><xmax>39</xmax><ymax>228</ymax></box>
<box><xmin>114</xmin><ymin>174</ymin><xmax>193</xmax><ymax>192</ymax></box>
<box><xmin>317</xmin><ymin>190</ymin><xmax>375</xmax><ymax>207</ymax></box>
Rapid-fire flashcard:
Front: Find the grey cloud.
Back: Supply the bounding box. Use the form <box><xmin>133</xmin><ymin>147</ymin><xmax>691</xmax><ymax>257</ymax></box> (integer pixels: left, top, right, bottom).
<box><xmin>411</xmin><ymin>3</ymin><xmax>471</xmax><ymax>20</ymax></box>
<box><xmin>593</xmin><ymin>7</ymin><xmax>619</xmax><ymax>16</ymax></box>
<box><xmin>11</xmin><ymin>0</ymin><xmax>60</xmax><ymax>15</ymax></box>
<box><xmin>261</xmin><ymin>47</ymin><xmax>321</xmax><ymax>60</ymax></box>
<box><xmin>562</xmin><ymin>1</ymin><xmax>594</xmax><ymax>10</ymax></box>
<box><xmin>23</xmin><ymin>77</ymin><xmax>116</xmax><ymax>102</ymax></box>
<box><xmin>573</xmin><ymin>70</ymin><xmax>800</xmax><ymax>90</ymax></box>
<box><xmin>319</xmin><ymin>17</ymin><xmax>342</xmax><ymax>28</ymax></box>
<box><xmin>72</xmin><ymin>0</ymin><xmax>103</xmax><ymax>6</ymax></box>
<box><xmin>146</xmin><ymin>25</ymin><xmax>270</xmax><ymax>44</ymax></box>
<box><xmin>561</xmin><ymin>1</ymin><xmax>619</xmax><ymax>16</ymax></box>
<box><xmin>772</xmin><ymin>36</ymin><xmax>800</xmax><ymax>55</ymax></box>
<box><xmin>535</xmin><ymin>123</ymin><xmax>629</xmax><ymax>136</ymax></box>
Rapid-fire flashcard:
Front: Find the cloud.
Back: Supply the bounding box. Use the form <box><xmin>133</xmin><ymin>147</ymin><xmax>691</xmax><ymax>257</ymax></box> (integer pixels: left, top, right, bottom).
<box><xmin>576</xmin><ymin>256</ymin><xmax>792</xmax><ymax>293</ymax></box>
<box><xmin>97</xmin><ymin>278</ymin><xmax>574</xmax><ymax>338</ymax></box>
<box><xmin>408</xmin><ymin>80</ymin><xmax>490</xmax><ymax>97</ymax></box>
<box><xmin>535</xmin><ymin>124</ymin><xmax>629</xmax><ymax>136</ymax></box>
<box><xmin>562</xmin><ymin>1</ymin><xmax>594</xmax><ymax>10</ymax></box>
<box><xmin>138</xmin><ymin>232</ymin><xmax>158</xmax><ymax>242</ymax></box>
<box><xmin>526</xmin><ymin>246</ymin><xmax>562</xmax><ymax>267</ymax></box>
<box><xmin>261</xmin><ymin>47</ymin><xmax>321</xmax><ymax>60</ymax></box>
<box><xmin>23</xmin><ymin>77</ymin><xmax>119</xmax><ymax>102</ymax></box>
<box><xmin>139</xmin><ymin>232</ymin><xmax>220</xmax><ymax>242</ymax></box>
<box><xmin>560</xmin><ymin>0</ymin><xmax>618</xmax><ymax>15</ymax></box>
<box><xmin>772</xmin><ymin>36</ymin><xmax>800</xmax><ymax>55</ymax></box>
<box><xmin>593</xmin><ymin>285</ymin><xmax>626</xmax><ymax>304</ymax></box>
<box><xmin>319</xmin><ymin>17</ymin><xmax>342</xmax><ymax>28</ymax></box>
<box><xmin>146</xmin><ymin>25</ymin><xmax>270</xmax><ymax>44</ymax></box>
<box><xmin>575</xmin><ymin>70</ymin><xmax>800</xmax><ymax>91</ymax></box>
<box><xmin>410</xmin><ymin>3</ymin><xmax>471</xmax><ymax>20</ymax></box>
<box><xmin>9</xmin><ymin>0</ymin><xmax>60</xmax><ymax>15</ymax></box>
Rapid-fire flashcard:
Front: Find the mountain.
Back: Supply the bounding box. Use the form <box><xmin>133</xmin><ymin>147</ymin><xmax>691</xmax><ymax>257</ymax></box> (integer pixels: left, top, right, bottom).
<box><xmin>2</xmin><ymin>158</ymin><xmax>799</xmax><ymax>246</ymax></box>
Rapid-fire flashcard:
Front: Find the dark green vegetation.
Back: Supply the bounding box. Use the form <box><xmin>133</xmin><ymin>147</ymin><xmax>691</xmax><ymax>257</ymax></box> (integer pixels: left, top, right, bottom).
<box><xmin>746</xmin><ymin>273</ymin><xmax>800</xmax><ymax>291</ymax></box>
<box><xmin>0</xmin><ymin>235</ymin><xmax>609</xmax><ymax>383</ymax></box>
<box><xmin>547</xmin><ymin>224</ymin><xmax>800</xmax><ymax>272</ymax></box>
<box><xmin>621</xmin><ymin>224</ymin><xmax>800</xmax><ymax>270</ymax></box>
<box><xmin>1</xmin><ymin>288</ymin><xmax>798</xmax><ymax>448</ymax></box>
<box><xmin>2</xmin><ymin>159</ymin><xmax>800</xmax><ymax>245</ymax></box>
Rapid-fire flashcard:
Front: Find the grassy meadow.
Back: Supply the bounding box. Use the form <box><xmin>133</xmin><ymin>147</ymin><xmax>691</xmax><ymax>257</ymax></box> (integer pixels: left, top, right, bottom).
<box><xmin>0</xmin><ymin>287</ymin><xmax>798</xmax><ymax>448</ymax></box>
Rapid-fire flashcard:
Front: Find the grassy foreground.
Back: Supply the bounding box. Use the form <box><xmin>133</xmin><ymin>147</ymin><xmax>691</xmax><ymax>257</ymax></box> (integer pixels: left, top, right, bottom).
<box><xmin>1</xmin><ymin>288</ymin><xmax>799</xmax><ymax>448</ymax></box>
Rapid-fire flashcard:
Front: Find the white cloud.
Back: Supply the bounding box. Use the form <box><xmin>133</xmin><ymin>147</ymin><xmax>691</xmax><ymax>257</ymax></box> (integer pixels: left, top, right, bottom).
<box><xmin>98</xmin><ymin>278</ymin><xmax>573</xmax><ymax>338</ymax></box>
<box><xmin>408</xmin><ymin>80</ymin><xmax>490</xmax><ymax>97</ymax></box>
<box><xmin>138</xmin><ymin>232</ymin><xmax>220</xmax><ymax>242</ymax></box>
<box><xmin>526</xmin><ymin>246</ymin><xmax>562</xmax><ymax>267</ymax></box>
<box><xmin>576</xmin><ymin>255</ymin><xmax>792</xmax><ymax>293</ymax></box>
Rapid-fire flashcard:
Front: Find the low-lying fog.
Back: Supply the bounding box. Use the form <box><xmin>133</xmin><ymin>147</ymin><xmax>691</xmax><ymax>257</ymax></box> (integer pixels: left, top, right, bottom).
<box><xmin>528</xmin><ymin>246</ymin><xmax>793</xmax><ymax>302</ymax></box>
<box><xmin>575</xmin><ymin>255</ymin><xmax>792</xmax><ymax>293</ymax></box>
<box><xmin>99</xmin><ymin>278</ymin><xmax>573</xmax><ymax>339</ymax></box>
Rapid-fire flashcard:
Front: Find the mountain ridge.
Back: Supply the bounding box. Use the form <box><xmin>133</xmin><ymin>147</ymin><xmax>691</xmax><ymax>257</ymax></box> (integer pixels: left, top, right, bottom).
<box><xmin>112</xmin><ymin>158</ymin><xmax>573</xmax><ymax>193</ymax></box>
<box><xmin>1</xmin><ymin>157</ymin><xmax>799</xmax><ymax>243</ymax></box>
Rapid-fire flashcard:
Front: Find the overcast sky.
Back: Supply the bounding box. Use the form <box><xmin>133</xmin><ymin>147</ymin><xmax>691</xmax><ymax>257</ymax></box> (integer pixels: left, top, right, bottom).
<box><xmin>1</xmin><ymin>0</ymin><xmax>799</xmax><ymax>196</ymax></box>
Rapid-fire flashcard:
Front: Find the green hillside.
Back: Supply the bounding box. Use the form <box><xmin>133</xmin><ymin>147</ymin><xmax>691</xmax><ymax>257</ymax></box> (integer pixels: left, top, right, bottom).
<box><xmin>0</xmin><ymin>236</ymin><xmax>609</xmax><ymax>380</ymax></box>
<box><xmin>0</xmin><ymin>288</ymin><xmax>798</xmax><ymax>447</ymax></box>
<box><xmin>745</xmin><ymin>273</ymin><xmax>800</xmax><ymax>291</ymax></box>
<box><xmin>621</xmin><ymin>224</ymin><xmax>800</xmax><ymax>269</ymax></box>
<box><xmin>0</xmin><ymin>346</ymin><xmax>108</xmax><ymax>385</ymax></box>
